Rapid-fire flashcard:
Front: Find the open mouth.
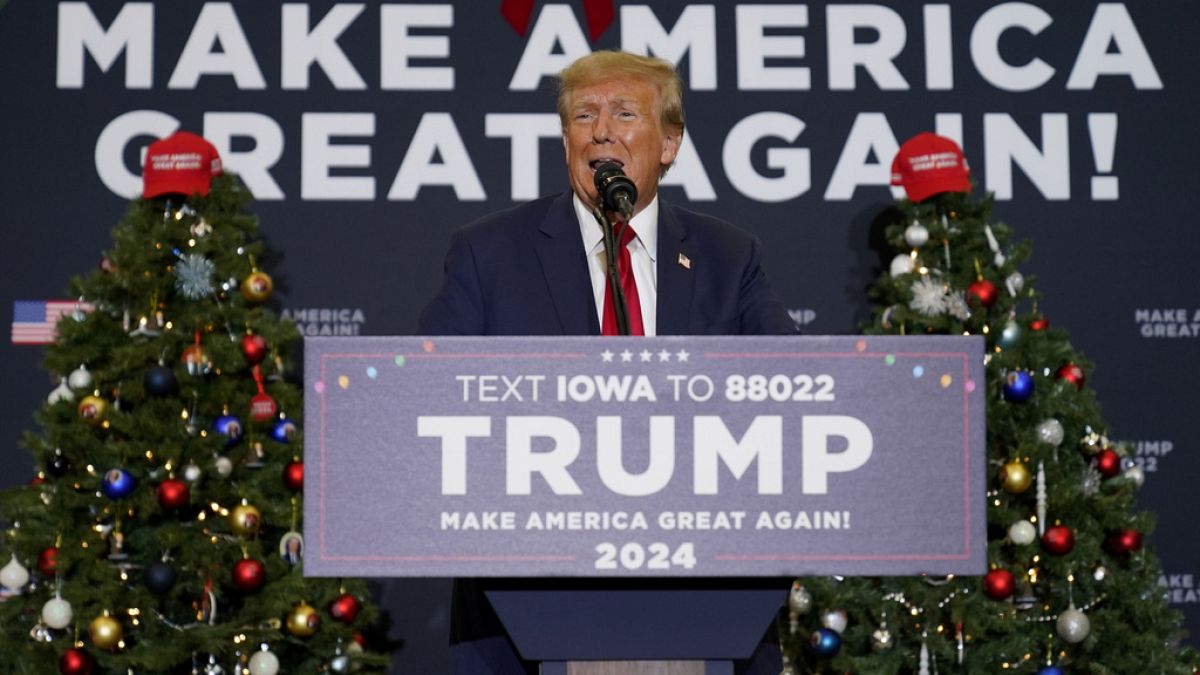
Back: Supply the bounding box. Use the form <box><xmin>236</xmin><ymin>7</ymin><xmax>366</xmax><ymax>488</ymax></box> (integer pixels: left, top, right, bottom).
<box><xmin>588</xmin><ymin>158</ymin><xmax>623</xmax><ymax>172</ymax></box>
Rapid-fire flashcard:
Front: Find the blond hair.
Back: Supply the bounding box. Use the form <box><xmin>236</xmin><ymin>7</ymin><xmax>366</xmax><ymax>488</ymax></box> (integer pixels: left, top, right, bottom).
<box><xmin>557</xmin><ymin>50</ymin><xmax>685</xmax><ymax>137</ymax></box>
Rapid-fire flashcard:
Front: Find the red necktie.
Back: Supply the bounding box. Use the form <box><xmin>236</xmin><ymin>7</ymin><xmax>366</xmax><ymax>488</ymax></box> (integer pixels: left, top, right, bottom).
<box><xmin>601</xmin><ymin>223</ymin><xmax>644</xmax><ymax>336</ymax></box>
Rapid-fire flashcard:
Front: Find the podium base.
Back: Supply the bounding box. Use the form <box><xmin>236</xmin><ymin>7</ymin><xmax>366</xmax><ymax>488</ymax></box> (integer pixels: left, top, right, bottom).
<box><xmin>545</xmin><ymin>662</ymin><xmax>705</xmax><ymax>675</ymax></box>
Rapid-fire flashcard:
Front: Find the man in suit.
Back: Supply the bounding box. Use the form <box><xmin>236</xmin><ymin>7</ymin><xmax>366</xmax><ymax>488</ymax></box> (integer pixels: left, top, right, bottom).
<box><xmin>419</xmin><ymin>50</ymin><xmax>794</xmax><ymax>674</ymax></box>
<box><xmin>419</xmin><ymin>50</ymin><xmax>795</xmax><ymax>338</ymax></box>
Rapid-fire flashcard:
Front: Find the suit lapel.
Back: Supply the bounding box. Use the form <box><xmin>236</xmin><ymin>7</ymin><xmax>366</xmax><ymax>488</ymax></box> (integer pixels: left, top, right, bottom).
<box><xmin>656</xmin><ymin>201</ymin><xmax>694</xmax><ymax>335</ymax></box>
<box><xmin>535</xmin><ymin>193</ymin><xmax>600</xmax><ymax>335</ymax></box>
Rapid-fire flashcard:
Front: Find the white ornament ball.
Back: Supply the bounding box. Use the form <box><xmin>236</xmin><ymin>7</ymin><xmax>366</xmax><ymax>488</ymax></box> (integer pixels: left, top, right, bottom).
<box><xmin>1093</xmin><ymin>565</ymin><xmax>1108</xmax><ymax>582</ymax></box>
<box><xmin>904</xmin><ymin>222</ymin><xmax>930</xmax><ymax>248</ymax></box>
<box><xmin>1056</xmin><ymin>606</ymin><xmax>1090</xmax><ymax>643</ymax></box>
<box><xmin>1008</xmin><ymin>520</ymin><xmax>1037</xmax><ymax>546</ymax></box>
<box><xmin>68</xmin><ymin>365</ymin><xmax>93</xmax><ymax>389</ymax></box>
<box><xmin>248</xmin><ymin>649</ymin><xmax>280</xmax><ymax>675</ymax></box>
<box><xmin>331</xmin><ymin>654</ymin><xmax>351</xmax><ymax>673</ymax></box>
<box><xmin>0</xmin><ymin>554</ymin><xmax>30</xmax><ymax>590</ymax></box>
<box><xmin>41</xmin><ymin>596</ymin><xmax>73</xmax><ymax>629</ymax></box>
<box><xmin>1036</xmin><ymin>419</ymin><xmax>1065</xmax><ymax>447</ymax></box>
<box><xmin>788</xmin><ymin>584</ymin><xmax>813</xmax><ymax>614</ymax></box>
<box><xmin>183</xmin><ymin>463</ymin><xmax>203</xmax><ymax>482</ymax></box>
<box><xmin>1124</xmin><ymin>465</ymin><xmax>1145</xmax><ymax>488</ymax></box>
<box><xmin>215</xmin><ymin>456</ymin><xmax>234</xmax><ymax>478</ymax></box>
<box><xmin>889</xmin><ymin>253</ymin><xmax>915</xmax><ymax>277</ymax></box>
<box><xmin>821</xmin><ymin>608</ymin><xmax>849</xmax><ymax>634</ymax></box>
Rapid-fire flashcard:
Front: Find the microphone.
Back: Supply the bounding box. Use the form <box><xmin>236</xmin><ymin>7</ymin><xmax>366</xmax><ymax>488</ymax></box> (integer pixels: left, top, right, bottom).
<box><xmin>593</xmin><ymin>162</ymin><xmax>637</xmax><ymax>222</ymax></box>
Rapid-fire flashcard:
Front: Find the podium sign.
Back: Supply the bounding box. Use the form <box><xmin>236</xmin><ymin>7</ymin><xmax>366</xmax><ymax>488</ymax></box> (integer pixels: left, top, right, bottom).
<box><xmin>304</xmin><ymin>335</ymin><xmax>985</xmax><ymax>577</ymax></box>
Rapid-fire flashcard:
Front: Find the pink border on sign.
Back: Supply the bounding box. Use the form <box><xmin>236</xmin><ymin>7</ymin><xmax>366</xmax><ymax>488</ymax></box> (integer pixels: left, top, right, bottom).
<box><xmin>318</xmin><ymin>350</ymin><xmax>587</xmax><ymax>563</ymax></box>
<box><xmin>701</xmin><ymin>350</ymin><xmax>975</xmax><ymax>563</ymax></box>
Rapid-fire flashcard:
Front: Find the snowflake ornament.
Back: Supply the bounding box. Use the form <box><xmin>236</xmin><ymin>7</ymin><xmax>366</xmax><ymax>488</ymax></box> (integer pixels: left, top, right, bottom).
<box><xmin>174</xmin><ymin>253</ymin><xmax>216</xmax><ymax>299</ymax></box>
<box><xmin>946</xmin><ymin>292</ymin><xmax>971</xmax><ymax>321</ymax></box>
<box><xmin>909</xmin><ymin>277</ymin><xmax>947</xmax><ymax>317</ymax></box>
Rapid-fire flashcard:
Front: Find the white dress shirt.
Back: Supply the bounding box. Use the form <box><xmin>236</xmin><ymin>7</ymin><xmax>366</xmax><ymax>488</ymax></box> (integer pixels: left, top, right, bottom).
<box><xmin>572</xmin><ymin>193</ymin><xmax>658</xmax><ymax>335</ymax></box>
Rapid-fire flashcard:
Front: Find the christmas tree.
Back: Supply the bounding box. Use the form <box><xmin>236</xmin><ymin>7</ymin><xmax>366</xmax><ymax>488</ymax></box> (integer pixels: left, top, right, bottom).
<box><xmin>778</xmin><ymin>134</ymin><xmax>1199</xmax><ymax>673</ymax></box>
<box><xmin>0</xmin><ymin>132</ymin><xmax>389</xmax><ymax>674</ymax></box>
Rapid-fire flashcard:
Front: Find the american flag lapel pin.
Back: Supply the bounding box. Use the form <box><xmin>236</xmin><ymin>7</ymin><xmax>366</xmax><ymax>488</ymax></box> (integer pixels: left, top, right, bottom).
<box><xmin>677</xmin><ymin>252</ymin><xmax>691</xmax><ymax>270</ymax></box>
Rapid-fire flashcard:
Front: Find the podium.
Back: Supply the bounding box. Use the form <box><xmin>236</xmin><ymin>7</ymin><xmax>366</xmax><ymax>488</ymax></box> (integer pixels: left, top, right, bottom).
<box><xmin>304</xmin><ymin>336</ymin><xmax>987</xmax><ymax>672</ymax></box>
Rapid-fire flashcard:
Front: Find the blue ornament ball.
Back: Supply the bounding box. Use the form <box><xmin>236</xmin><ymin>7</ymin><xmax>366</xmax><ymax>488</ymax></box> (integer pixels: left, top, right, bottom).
<box><xmin>143</xmin><ymin>364</ymin><xmax>177</xmax><ymax>396</ymax></box>
<box><xmin>213</xmin><ymin>414</ymin><xmax>244</xmax><ymax>446</ymax></box>
<box><xmin>809</xmin><ymin>627</ymin><xmax>842</xmax><ymax>658</ymax></box>
<box><xmin>1002</xmin><ymin>370</ymin><xmax>1035</xmax><ymax>403</ymax></box>
<box><xmin>272</xmin><ymin>418</ymin><xmax>298</xmax><ymax>444</ymax></box>
<box><xmin>101</xmin><ymin>468</ymin><xmax>136</xmax><ymax>499</ymax></box>
<box><xmin>1037</xmin><ymin>667</ymin><xmax>1064</xmax><ymax>675</ymax></box>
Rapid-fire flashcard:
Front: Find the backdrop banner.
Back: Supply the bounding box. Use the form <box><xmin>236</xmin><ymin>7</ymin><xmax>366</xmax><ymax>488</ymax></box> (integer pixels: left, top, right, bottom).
<box><xmin>304</xmin><ymin>334</ymin><xmax>985</xmax><ymax>577</ymax></box>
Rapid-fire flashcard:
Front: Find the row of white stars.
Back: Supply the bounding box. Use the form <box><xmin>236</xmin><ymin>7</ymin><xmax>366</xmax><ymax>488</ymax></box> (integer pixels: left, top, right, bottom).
<box><xmin>600</xmin><ymin>349</ymin><xmax>690</xmax><ymax>363</ymax></box>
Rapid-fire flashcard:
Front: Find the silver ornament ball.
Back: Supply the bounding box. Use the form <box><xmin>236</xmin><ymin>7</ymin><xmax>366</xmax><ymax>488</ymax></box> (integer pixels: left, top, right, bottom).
<box><xmin>1093</xmin><ymin>565</ymin><xmax>1108</xmax><ymax>582</ymax></box>
<box><xmin>215</xmin><ymin>456</ymin><xmax>234</xmax><ymax>478</ymax></box>
<box><xmin>788</xmin><ymin>584</ymin><xmax>813</xmax><ymax>614</ymax></box>
<box><xmin>1008</xmin><ymin>520</ymin><xmax>1037</xmax><ymax>546</ymax></box>
<box><xmin>821</xmin><ymin>608</ymin><xmax>848</xmax><ymax>634</ymax></box>
<box><xmin>1036</xmin><ymin>419</ymin><xmax>1065</xmax><ymax>447</ymax></box>
<box><xmin>904</xmin><ymin>222</ymin><xmax>930</xmax><ymax>248</ymax></box>
<box><xmin>248</xmin><ymin>649</ymin><xmax>280</xmax><ymax>675</ymax></box>
<box><xmin>41</xmin><ymin>596</ymin><xmax>73</xmax><ymax>629</ymax></box>
<box><xmin>998</xmin><ymin>320</ymin><xmax>1022</xmax><ymax>348</ymax></box>
<box><xmin>183</xmin><ymin>463</ymin><xmax>202</xmax><ymax>482</ymax></box>
<box><xmin>331</xmin><ymin>655</ymin><xmax>351</xmax><ymax>673</ymax></box>
<box><xmin>68</xmin><ymin>366</ymin><xmax>93</xmax><ymax>389</ymax></box>
<box><xmin>1124</xmin><ymin>465</ymin><xmax>1145</xmax><ymax>487</ymax></box>
<box><xmin>1057</xmin><ymin>606</ymin><xmax>1090</xmax><ymax>643</ymax></box>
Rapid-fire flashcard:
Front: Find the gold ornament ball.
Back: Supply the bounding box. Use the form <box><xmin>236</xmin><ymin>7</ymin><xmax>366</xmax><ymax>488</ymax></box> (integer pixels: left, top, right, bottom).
<box><xmin>77</xmin><ymin>395</ymin><xmax>108</xmax><ymax>425</ymax></box>
<box><xmin>89</xmin><ymin>612</ymin><xmax>123</xmax><ymax>650</ymax></box>
<box><xmin>230</xmin><ymin>504</ymin><xmax>262</xmax><ymax>537</ymax></box>
<box><xmin>241</xmin><ymin>271</ymin><xmax>274</xmax><ymax>303</ymax></box>
<box><xmin>286</xmin><ymin>602</ymin><xmax>321</xmax><ymax>637</ymax></box>
<box><xmin>999</xmin><ymin>460</ymin><xmax>1032</xmax><ymax>493</ymax></box>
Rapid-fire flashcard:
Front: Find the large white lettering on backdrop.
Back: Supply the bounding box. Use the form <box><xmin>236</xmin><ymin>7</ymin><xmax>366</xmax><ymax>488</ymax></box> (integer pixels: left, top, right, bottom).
<box><xmin>60</xmin><ymin>2</ymin><xmax>1161</xmax><ymax>202</ymax></box>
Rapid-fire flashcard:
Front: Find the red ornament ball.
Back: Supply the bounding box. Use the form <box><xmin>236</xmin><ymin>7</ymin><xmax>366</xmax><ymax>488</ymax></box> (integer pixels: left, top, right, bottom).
<box><xmin>1095</xmin><ymin>449</ymin><xmax>1122</xmax><ymax>478</ymax></box>
<box><xmin>983</xmin><ymin>568</ymin><xmax>1015</xmax><ymax>600</ymax></box>
<box><xmin>329</xmin><ymin>592</ymin><xmax>361</xmax><ymax>623</ymax></box>
<box><xmin>1029</xmin><ymin>316</ymin><xmax>1050</xmax><ymax>331</ymax></box>
<box><xmin>1042</xmin><ymin>525</ymin><xmax>1075</xmax><ymax>555</ymax></box>
<box><xmin>241</xmin><ymin>334</ymin><xmax>269</xmax><ymax>365</ymax></box>
<box><xmin>283</xmin><ymin>460</ymin><xmax>304</xmax><ymax>492</ymax></box>
<box><xmin>1107</xmin><ymin>529</ymin><xmax>1144</xmax><ymax>555</ymax></box>
<box><xmin>232</xmin><ymin>558</ymin><xmax>265</xmax><ymax>592</ymax></box>
<box><xmin>249</xmin><ymin>392</ymin><xmax>278</xmax><ymax>423</ymax></box>
<box><xmin>156</xmin><ymin>478</ymin><xmax>189</xmax><ymax>510</ymax></box>
<box><xmin>967</xmin><ymin>279</ymin><xmax>998</xmax><ymax>308</ymax></box>
<box><xmin>58</xmin><ymin>647</ymin><xmax>94</xmax><ymax>675</ymax></box>
<box><xmin>38</xmin><ymin>546</ymin><xmax>59</xmax><ymax>577</ymax></box>
<box><xmin>1055</xmin><ymin>362</ymin><xmax>1086</xmax><ymax>390</ymax></box>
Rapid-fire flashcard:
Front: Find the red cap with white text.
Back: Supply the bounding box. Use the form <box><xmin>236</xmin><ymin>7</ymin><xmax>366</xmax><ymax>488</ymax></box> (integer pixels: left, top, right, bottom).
<box><xmin>890</xmin><ymin>132</ymin><xmax>970</xmax><ymax>202</ymax></box>
<box><xmin>142</xmin><ymin>131</ymin><xmax>223</xmax><ymax>199</ymax></box>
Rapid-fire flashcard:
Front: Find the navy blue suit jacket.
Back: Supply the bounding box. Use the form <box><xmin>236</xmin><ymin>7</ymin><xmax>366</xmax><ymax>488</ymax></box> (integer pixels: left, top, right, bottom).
<box><xmin>418</xmin><ymin>192</ymin><xmax>795</xmax><ymax>336</ymax></box>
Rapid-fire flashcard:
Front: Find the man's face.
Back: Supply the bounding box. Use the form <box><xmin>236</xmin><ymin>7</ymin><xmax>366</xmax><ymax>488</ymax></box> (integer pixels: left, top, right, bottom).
<box><xmin>562</xmin><ymin>77</ymin><xmax>681</xmax><ymax>216</ymax></box>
